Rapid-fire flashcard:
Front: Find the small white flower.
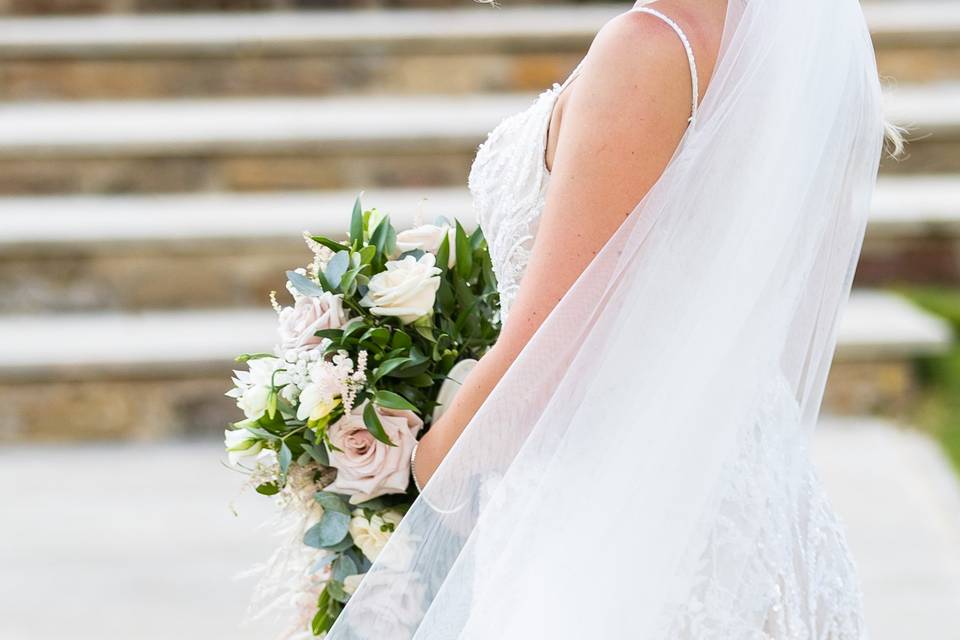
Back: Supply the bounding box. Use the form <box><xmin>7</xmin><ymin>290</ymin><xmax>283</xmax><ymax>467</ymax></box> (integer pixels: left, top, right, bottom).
<box><xmin>395</xmin><ymin>223</ymin><xmax>457</xmax><ymax>268</ymax></box>
<box><xmin>224</xmin><ymin>428</ymin><xmax>263</xmax><ymax>466</ymax></box>
<box><xmin>349</xmin><ymin>509</ymin><xmax>404</xmax><ymax>562</ymax></box>
<box><xmin>360</xmin><ymin>254</ymin><xmax>441</xmax><ymax>324</ymax></box>
<box><xmin>226</xmin><ymin>357</ymin><xmax>286</xmax><ymax>420</ymax></box>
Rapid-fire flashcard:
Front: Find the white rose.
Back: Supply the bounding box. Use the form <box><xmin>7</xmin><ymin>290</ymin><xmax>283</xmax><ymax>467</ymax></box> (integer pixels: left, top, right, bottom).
<box><xmin>278</xmin><ymin>292</ymin><xmax>347</xmax><ymax>350</ymax></box>
<box><xmin>342</xmin><ymin>573</ymin><xmax>365</xmax><ymax>595</ymax></box>
<box><xmin>395</xmin><ymin>224</ymin><xmax>456</xmax><ymax>268</ymax></box>
<box><xmin>349</xmin><ymin>508</ymin><xmax>404</xmax><ymax>562</ymax></box>
<box><xmin>360</xmin><ymin>254</ymin><xmax>441</xmax><ymax>324</ymax></box>
<box><xmin>224</xmin><ymin>428</ymin><xmax>263</xmax><ymax>466</ymax></box>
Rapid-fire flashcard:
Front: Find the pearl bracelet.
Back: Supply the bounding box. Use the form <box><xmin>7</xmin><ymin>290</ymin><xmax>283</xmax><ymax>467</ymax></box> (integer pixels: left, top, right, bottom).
<box><xmin>410</xmin><ymin>441</ymin><xmax>424</xmax><ymax>494</ymax></box>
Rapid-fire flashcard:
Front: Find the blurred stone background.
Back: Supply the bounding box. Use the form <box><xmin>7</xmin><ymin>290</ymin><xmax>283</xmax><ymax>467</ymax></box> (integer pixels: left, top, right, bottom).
<box><xmin>0</xmin><ymin>0</ymin><xmax>959</xmax><ymax>638</ymax></box>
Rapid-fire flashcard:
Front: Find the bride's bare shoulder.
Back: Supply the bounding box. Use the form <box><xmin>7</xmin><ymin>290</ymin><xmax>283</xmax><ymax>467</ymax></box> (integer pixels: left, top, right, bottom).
<box><xmin>581</xmin><ymin>0</ymin><xmax>724</xmax><ymax>93</ymax></box>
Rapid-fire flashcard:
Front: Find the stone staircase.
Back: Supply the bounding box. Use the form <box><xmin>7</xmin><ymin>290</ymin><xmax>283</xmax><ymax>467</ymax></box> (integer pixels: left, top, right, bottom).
<box><xmin>0</xmin><ymin>1</ymin><xmax>955</xmax><ymax>441</ymax></box>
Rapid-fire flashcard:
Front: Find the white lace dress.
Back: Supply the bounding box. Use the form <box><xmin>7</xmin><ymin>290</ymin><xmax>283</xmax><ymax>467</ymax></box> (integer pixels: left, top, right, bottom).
<box><xmin>466</xmin><ymin>7</ymin><xmax>867</xmax><ymax>639</ymax></box>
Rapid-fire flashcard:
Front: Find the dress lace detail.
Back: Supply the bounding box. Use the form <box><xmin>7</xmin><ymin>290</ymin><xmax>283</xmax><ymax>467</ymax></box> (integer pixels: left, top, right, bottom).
<box><xmin>659</xmin><ymin>378</ymin><xmax>867</xmax><ymax>639</ymax></box>
<box><xmin>468</xmin><ymin>84</ymin><xmax>560</xmax><ymax>323</ymax></box>
<box><xmin>466</xmin><ymin>7</ymin><xmax>867</xmax><ymax>638</ymax></box>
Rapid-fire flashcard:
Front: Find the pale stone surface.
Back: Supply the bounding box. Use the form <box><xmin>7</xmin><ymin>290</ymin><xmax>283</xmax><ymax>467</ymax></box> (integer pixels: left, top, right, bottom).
<box><xmin>1</xmin><ymin>419</ymin><xmax>958</xmax><ymax>639</ymax></box>
<box><xmin>814</xmin><ymin>418</ymin><xmax>960</xmax><ymax>639</ymax></box>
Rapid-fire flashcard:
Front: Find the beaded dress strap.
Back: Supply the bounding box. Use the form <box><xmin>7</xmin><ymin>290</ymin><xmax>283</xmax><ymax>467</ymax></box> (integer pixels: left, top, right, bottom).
<box><xmin>630</xmin><ymin>6</ymin><xmax>700</xmax><ymax>126</ymax></box>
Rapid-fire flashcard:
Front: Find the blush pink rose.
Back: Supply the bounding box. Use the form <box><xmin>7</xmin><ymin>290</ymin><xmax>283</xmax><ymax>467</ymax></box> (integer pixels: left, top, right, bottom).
<box><xmin>325</xmin><ymin>404</ymin><xmax>423</xmax><ymax>504</ymax></box>
<box><xmin>278</xmin><ymin>293</ymin><xmax>347</xmax><ymax>350</ymax></box>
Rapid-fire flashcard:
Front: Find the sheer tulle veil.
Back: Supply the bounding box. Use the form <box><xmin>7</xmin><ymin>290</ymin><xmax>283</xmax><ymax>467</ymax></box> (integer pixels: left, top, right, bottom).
<box><xmin>328</xmin><ymin>0</ymin><xmax>885</xmax><ymax>636</ymax></box>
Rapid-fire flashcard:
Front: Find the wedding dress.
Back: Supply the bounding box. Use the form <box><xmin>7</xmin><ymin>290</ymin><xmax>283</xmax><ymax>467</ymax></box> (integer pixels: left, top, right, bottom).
<box><xmin>329</xmin><ymin>0</ymin><xmax>884</xmax><ymax>637</ymax></box>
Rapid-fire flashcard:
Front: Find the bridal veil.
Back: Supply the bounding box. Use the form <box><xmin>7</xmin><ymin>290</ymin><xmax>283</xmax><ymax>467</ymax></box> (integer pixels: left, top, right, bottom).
<box><xmin>328</xmin><ymin>0</ymin><xmax>885</xmax><ymax>636</ymax></box>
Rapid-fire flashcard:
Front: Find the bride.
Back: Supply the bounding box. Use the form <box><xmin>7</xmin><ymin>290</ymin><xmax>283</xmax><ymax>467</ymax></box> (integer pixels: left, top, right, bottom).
<box><xmin>329</xmin><ymin>0</ymin><xmax>894</xmax><ymax>637</ymax></box>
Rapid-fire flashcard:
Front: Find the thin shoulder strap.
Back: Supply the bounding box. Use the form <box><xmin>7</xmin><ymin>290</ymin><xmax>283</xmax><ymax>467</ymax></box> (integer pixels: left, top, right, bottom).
<box><xmin>630</xmin><ymin>6</ymin><xmax>700</xmax><ymax>126</ymax></box>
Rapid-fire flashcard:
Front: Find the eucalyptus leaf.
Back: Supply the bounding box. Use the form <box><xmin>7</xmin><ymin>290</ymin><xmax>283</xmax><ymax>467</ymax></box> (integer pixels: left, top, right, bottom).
<box><xmin>332</xmin><ymin>554</ymin><xmax>359</xmax><ymax>582</ymax></box>
<box><xmin>303</xmin><ymin>510</ymin><xmax>350</xmax><ymax>549</ymax></box>
<box><xmin>278</xmin><ymin>442</ymin><xmax>292</xmax><ymax>474</ymax></box>
<box><xmin>324</xmin><ymin>250</ymin><xmax>350</xmax><ymax>291</ymax></box>
<box><xmin>314</xmin><ymin>491</ymin><xmax>351</xmax><ymax>515</ymax></box>
<box><xmin>302</xmin><ymin>442</ymin><xmax>330</xmax><ymax>466</ymax></box>
<box><xmin>286</xmin><ymin>270</ymin><xmax>326</xmax><ymax>297</ymax></box>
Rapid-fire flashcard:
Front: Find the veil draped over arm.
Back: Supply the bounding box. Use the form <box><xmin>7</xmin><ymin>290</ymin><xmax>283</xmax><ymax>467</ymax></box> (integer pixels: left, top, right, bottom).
<box><xmin>328</xmin><ymin>0</ymin><xmax>885</xmax><ymax>636</ymax></box>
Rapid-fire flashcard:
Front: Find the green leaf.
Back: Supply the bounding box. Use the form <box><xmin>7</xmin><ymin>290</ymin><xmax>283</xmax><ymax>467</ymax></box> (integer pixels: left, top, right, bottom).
<box><xmin>312</xmin><ymin>589</ymin><xmax>335</xmax><ymax>635</ymax></box>
<box><xmin>369</xmin><ymin>216</ymin><xmax>392</xmax><ymax>261</ymax></box>
<box><xmin>435</xmin><ymin>233</ymin><xmax>450</xmax><ymax>274</ymax></box>
<box><xmin>286</xmin><ymin>270</ymin><xmax>326</xmax><ymax>296</ymax></box>
<box><xmin>371</xmin><ymin>356</ymin><xmax>412</xmax><ymax>383</ymax></box>
<box><xmin>303</xmin><ymin>510</ymin><xmax>350</xmax><ymax>549</ymax></box>
<box><xmin>266</xmin><ymin>389</ymin><xmax>278</xmax><ymax>420</ymax></box>
<box><xmin>255</xmin><ymin>482</ymin><xmax>280</xmax><ymax>496</ymax></box>
<box><xmin>390</xmin><ymin>329</ymin><xmax>413</xmax><ymax>350</ymax></box>
<box><xmin>310</xmin><ymin>235</ymin><xmax>350</xmax><ymax>254</ymax></box>
<box><xmin>327</xmin><ymin>580</ymin><xmax>351</xmax><ymax>604</ymax></box>
<box><xmin>323</xmin><ymin>250</ymin><xmax>350</xmax><ymax>291</ymax></box>
<box><xmin>455</xmin><ymin>221</ymin><xmax>472</xmax><ymax>280</ymax></box>
<box><xmin>406</xmin><ymin>373</ymin><xmax>435</xmax><ymax>388</ymax></box>
<box><xmin>235</xmin><ymin>352</ymin><xmax>275</xmax><ymax>363</ymax></box>
<box><xmin>363</xmin><ymin>402</ymin><xmax>396</xmax><ymax>446</ymax></box>
<box><xmin>278</xmin><ymin>442</ymin><xmax>292</xmax><ymax>474</ymax></box>
<box><xmin>374</xmin><ymin>389</ymin><xmax>419</xmax><ymax>413</ymax></box>
<box><xmin>360</xmin><ymin>326</ymin><xmax>390</xmax><ymax>347</ymax></box>
<box><xmin>349</xmin><ymin>196</ymin><xmax>364</xmax><ymax>248</ymax></box>
<box><xmin>469</xmin><ymin>224</ymin><xmax>486</xmax><ymax>251</ymax></box>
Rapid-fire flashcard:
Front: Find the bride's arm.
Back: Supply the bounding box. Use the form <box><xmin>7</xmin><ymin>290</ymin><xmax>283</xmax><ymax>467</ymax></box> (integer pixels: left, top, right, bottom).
<box><xmin>414</xmin><ymin>10</ymin><xmax>704</xmax><ymax>486</ymax></box>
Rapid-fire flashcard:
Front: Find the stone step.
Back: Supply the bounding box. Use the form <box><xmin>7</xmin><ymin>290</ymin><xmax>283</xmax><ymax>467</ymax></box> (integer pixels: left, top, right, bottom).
<box><xmin>860</xmin><ymin>175</ymin><xmax>960</xmax><ymax>285</ymax></box>
<box><xmin>0</xmin><ymin>86</ymin><xmax>950</xmax><ymax>195</ymax></box>
<box><xmin>3</xmin><ymin>175</ymin><xmax>959</xmax><ymax>313</ymax></box>
<box><xmin>0</xmin><ymin>291</ymin><xmax>950</xmax><ymax>441</ymax></box>
<box><xmin>0</xmin><ymin>3</ymin><xmax>955</xmax><ymax>100</ymax></box>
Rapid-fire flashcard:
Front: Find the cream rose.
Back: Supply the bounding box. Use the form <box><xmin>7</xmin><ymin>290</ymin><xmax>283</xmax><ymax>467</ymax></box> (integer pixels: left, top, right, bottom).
<box><xmin>395</xmin><ymin>223</ymin><xmax>456</xmax><ymax>268</ymax></box>
<box><xmin>342</xmin><ymin>573</ymin><xmax>365</xmax><ymax>595</ymax></box>
<box><xmin>349</xmin><ymin>508</ymin><xmax>404</xmax><ymax>562</ymax></box>
<box><xmin>360</xmin><ymin>254</ymin><xmax>441</xmax><ymax>324</ymax></box>
<box><xmin>278</xmin><ymin>292</ymin><xmax>347</xmax><ymax>350</ymax></box>
<box><xmin>324</xmin><ymin>404</ymin><xmax>422</xmax><ymax>504</ymax></box>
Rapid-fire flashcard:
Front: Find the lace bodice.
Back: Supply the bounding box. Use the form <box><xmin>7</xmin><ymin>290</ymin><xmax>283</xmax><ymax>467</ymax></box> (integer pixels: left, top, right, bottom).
<box><xmin>466</xmin><ymin>6</ymin><xmax>867</xmax><ymax>638</ymax></box>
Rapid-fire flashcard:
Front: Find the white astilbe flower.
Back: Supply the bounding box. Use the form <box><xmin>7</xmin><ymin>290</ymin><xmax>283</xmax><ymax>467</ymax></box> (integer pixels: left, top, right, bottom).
<box><xmin>303</xmin><ymin>231</ymin><xmax>335</xmax><ymax>279</ymax></box>
<box><xmin>297</xmin><ymin>350</ymin><xmax>368</xmax><ymax>420</ymax></box>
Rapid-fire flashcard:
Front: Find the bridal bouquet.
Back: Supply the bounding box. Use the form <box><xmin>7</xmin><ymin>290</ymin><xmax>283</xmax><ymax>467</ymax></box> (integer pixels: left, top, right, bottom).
<box><xmin>225</xmin><ymin>197</ymin><xmax>500</xmax><ymax>636</ymax></box>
